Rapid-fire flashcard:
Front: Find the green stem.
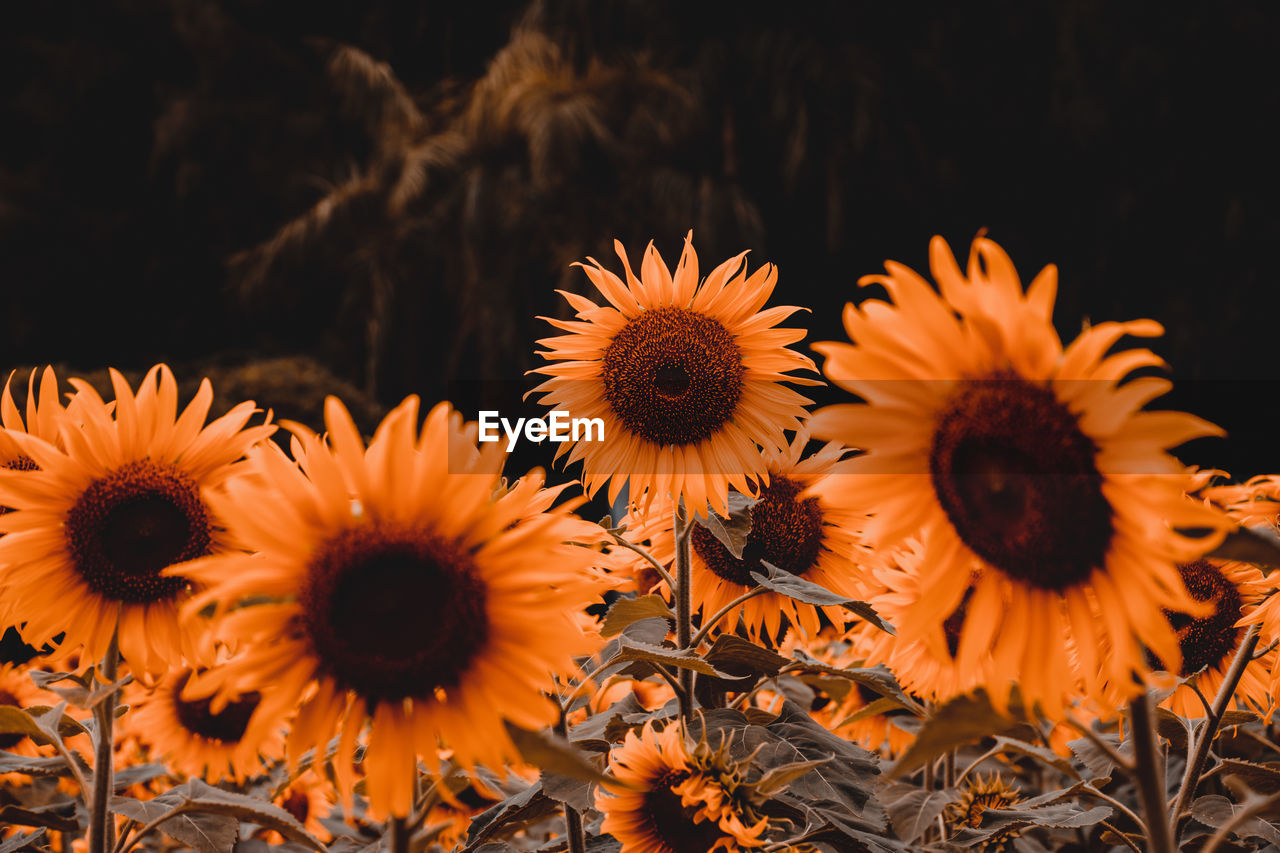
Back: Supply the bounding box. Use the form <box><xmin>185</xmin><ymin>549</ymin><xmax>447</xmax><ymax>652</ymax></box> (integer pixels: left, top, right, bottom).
<box><xmin>89</xmin><ymin>627</ymin><xmax>120</xmax><ymax>853</ymax></box>
<box><xmin>1129</xmin><ymin>691</ymin><xmax>1174</xmax><ymax>853</ymax></box>
<box><xmin>673</xmin><ymin>505</ymin><xmax>694</xmax><ymax>718</ymax></box>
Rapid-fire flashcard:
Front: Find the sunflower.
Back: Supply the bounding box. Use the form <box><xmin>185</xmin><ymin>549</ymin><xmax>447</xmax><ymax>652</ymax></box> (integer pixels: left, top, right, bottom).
<box><xmin>620</xmin><ymin>430</ymin><xmax>870</xmax><ymax>643</ymax></box>
<box><xmin>1147</xmin><ymin>559</ymin><xmax>1275</xmax><ymax>719</ymax></box>
<box><xmin>851</xmin><ymin>541</ymin><xmax>993</xmax><ymax>705</ymax></box>
<box><xmin>123</xmin><ymin>662</ymin><xmax>284</xmax><ymax>783</ymax></box>
<box><xmin>808</xmin><ymin>236</ymin><xmax>1228</xmax><ymax>708</ymax></box>
<box><xmin>269</xmin><ymin>769</ymin><xmax>336</xmax><ymax>844</ymax></box>
<box><xmin>944</xmin><ymin>774</ymin><xmax>1023</xmax><ymax>851</ymax></box>
<box><xmin>596</xmin><ymin>720</ymin><xmax>768</xmax><ymax>853</ymax></box>
<box><xmin>530</xmin><ymin>232</ymin><xmax>818</xmax><ymax>516</ymax></box>
<box><xmin>0</xmin><ymin>365</ymin><xmax>274</xmax><ymax>675</ymax></box>
<box><xmin>176</xmin><ymin>396</ymin><xmax>608</xmax><ymax>818</ymax></box>
<box><xmin>0</xmin><ymin>367</ymin><xmax>65</xmax><ymax>471</ymax></box>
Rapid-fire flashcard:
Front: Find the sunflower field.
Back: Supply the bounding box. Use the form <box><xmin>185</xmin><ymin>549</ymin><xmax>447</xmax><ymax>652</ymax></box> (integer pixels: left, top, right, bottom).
<box><xmin>4</xmin><ymin>231</ymin><xmax>1280</xmax><ymax>853</ymax></box>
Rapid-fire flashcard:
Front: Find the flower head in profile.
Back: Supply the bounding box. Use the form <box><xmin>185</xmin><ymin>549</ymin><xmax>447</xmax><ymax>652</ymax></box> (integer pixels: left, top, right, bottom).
<box><xmin>531</xmin><ymin>232</ymin><xmax>817</xmax><ymax>515</ymax></box>
<box><xmin>809</xmin><ymin>236</ymin><xmax>1228</xmax><ymax>709</ymax></box>
<box><xmin>596</xmin><ymin>720</ymin><xmax>769</xmax><ymax>853</ymax></box>
<box><xmin>944</xmin><ymin>774</ymin><xmax>1023</xmax><ymax>851</ymax></box>
<box><xmin>0</xmin><ymin>365</ymin><xmax>274</xmax><ymax>674</ymax></box>
<box><xmin>622</xmin><ymin>430</ymin><xmax>870</xmax><ymax>643</ymax></box>
<box><xmin>179</xmin><ymin>397</ymin><xmax>608</xmax><ymax>818</ymax></box>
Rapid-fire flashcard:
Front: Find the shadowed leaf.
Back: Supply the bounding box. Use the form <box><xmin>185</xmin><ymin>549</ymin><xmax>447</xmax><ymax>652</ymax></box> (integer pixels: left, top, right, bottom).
<box><xmin>174</xmin><ymin>778</ymin><xmax>328</xmax><ymax>851</ymax></box>
<box><xmin>504</xmin><ymin>722</ymin><xmax>618</xmax><ymax>788</ymax></box>
<box><xmin>0</xmin><ymin>806</ymin><xmax>78</xmax><ymax>833</ymax></box>
<box><xmin>694</xmin><ymin>493</ymin><xmax>758</xmax><ymax>558</ymax></box>
<box><xmin>600</xmin><ymin>594</ymin><xmax>674</xmax><ymax>638</ymax></box>
<box><xmin>464</xmin><ymin>783</ymin><xmax>557</xmax><ymax>849</ymax></box>
<box><xmin>1192</xmin><ymin>794</ymin><xmax>1280</xmax><ymax>843</ymax></box>
<box><xmin>0</xmin><ymin>829</ymin><xmax>47</xmax><ymax>853</ymax></box>
<box><xmin>754</xmin><ymin>562</ymin><xmax>894</xmax><ymax>633</ymax></box>
<box><xmin>890</xmin><ymin>691</ymin><xmax>1025</xmax><ymax>779</ymax></box>
<box><xmin>1221</xmin><ymin>759</ymin><xmax>1280</xmax><ymax>795</ymax></box>
<box><xmin>110</xmin><ymin>795</ymin><xmax>237</xmax><ymax>853</ymax></box>
<box><xmin>611</xmin><ymin>639</ymin><xmax>730</xmax><ymax>677</ymax></box>
<box><xmin>1203</xmin><ymin>525</ymin><xmax>1280</xmax><ymax>571</ymax></box>
<box><xmin>881</xmin><ymin>783</ymin><xmax>958</xmax><ymax>842</ymax></box>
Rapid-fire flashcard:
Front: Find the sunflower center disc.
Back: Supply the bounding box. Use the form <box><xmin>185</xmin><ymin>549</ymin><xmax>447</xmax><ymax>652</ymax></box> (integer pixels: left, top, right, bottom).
<box><xmin>692</xmin><ymin>476</ymin><xmax>824</xmax><ymax>587</ymax></box>
<box><xmin>928</xmin><ymin>373</ymin><xmax>1113</xmax><ymax>591</ymax></box>
<box><xmin>643</xmin><ymin>770</ymin><xmax>726</xmax><ymax>853</ymax></box>
<box><xmin>281</xmin><ymin>790</ymin><xmax>310</xmax><ymax>824</ymax></box>
<box><xmin>171</xmin><ymin>671</ymin><xmax>259</xmax><ymax>744</ymax></box>
<box><xmin>65</xmin><ymin>459</ymin><xmax>209</xmax><ymax>603</ymax></box>
<box><xmin>1161</xmin><ymin>560</ymin><xmax>1243</xmax><ymax>676</ymax></box>
<box><xmin>601</xmin><ymin>307</ymin><xmax>744</xmax><ymax>446</ymax></box>
<box><xmin>301</xmin><ymin>524</ymin><xmax>488</xmax><ymax>704</ymax></box>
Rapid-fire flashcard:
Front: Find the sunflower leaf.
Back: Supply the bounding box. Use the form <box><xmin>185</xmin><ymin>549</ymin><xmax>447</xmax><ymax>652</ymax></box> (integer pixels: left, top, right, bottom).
<box><xmin>948</xmin><ymin>804</ymin><xmax>1112</xmax><ymax>844</ymax></box>
<box><xmin>889</xmin><ymin>690</ymin><xmax>1027</xmax><ymax>779</ymax></box>
<box><xmin>600</xmin><ymin>594</ymin><xmax>674</xmax><ymax>638</ymax></box>
<box><xmin>1191</xmin><ymin>794</ymin><xmax>1280</xmax><ymax>843</ymax></box>
<box><xmin>110</xmin><ymin>795</ymin><xmax>237</xmax><ymax>853</ymax></box>
<box><xmin>0</xmin><ymin>806</ymin><xmax>78</xmax><ymax>833</ymax></box>
<box><xmin>1203</xmin><ymin>524</ymin><xmax>1280</xmax><ymax>572</ymax></box>
<box><xmin>0</xmin><ymin>828</ymin><xmax>47</xmax><ymax>853</ymax></box>
<box><xmin>881</xmin><ymin>782</ymin><xmax>958</xmax><ymax>842</ymax></box>
<box><xmin>610</xmin><ymin>639</ymin><xmax>731</xmax><ymax>677</ymax></box>
<box><xmin>0</xmin><ymin>751</ymin><xmax>77</xmax><ymax>777</ymax></box>
<box><xmin>752</xmin><ymin>562</ymin><xmax>894</xmax><ymax>634</ymax></box>
<box><xmin>1220</xmin><ymin>759</ymin><xmax>1280</xmax><ymax>795</ymax></box>
<box><xmin>754</xmin><ymin>757</ymin><xmax>831</xmax><ymax>796</ymax></box>
<box><xmin>169</xmin><ymin>778</ymin><xmax>328</xmax><ymax>851</ymax></box>
<box><xmin>704</xmin><ymin>634</ymin><xmax>788</xmax><ymax>677</ymax></box>
<box><xmin>2</xmin><ymin>702</ymin><xmax>86</xmax><ymax>747</ymax></box>
<box><xmin>693</xmin><ymin>492</ymin><xmax>758</xmax><ymax>559</ymax></box>
<box><xmin>503</xmin><ymin>722</ymin><xmax>618</xmax><ymax>788</ymax></box>
<box><xmin>464</xmin><ymin>782</ymin><xmax>557</xmax><ymax>849</ymax></box>
<box><xmin>835</xmin><ymin>696</ymin><xmax>906</xmax><ymax>727</ymax></box>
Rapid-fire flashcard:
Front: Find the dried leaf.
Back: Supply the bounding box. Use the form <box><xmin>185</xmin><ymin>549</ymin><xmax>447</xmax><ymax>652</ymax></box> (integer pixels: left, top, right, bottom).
<box><xmin>753</xmin><ymin>562</ymin><xmax>894</xmax><ymax>634</ymax></box>
<box><xmin>694</xmin><ymin>493</ymin><xmax>758</xmax><ymax>559</ymax></box>
<box><xmin>600</xmin><ymin>594</ymin><xmax>674</xmax><ymax>638</ymax></box>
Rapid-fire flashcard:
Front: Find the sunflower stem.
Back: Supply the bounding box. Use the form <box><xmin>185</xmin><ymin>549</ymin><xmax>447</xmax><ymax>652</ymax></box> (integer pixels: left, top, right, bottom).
<box><xmin>673</xmin><ymin>504</ymin><xmax>695</xmax><ymax>719</ymax></box>
<box><xmin>390</xmin><ymin>816</ymin><xmax>409</xmax><ymax>853</ymax></box>
<box><xmin>1128</xmin><ymin>691</ymin><xmax>1174</xmax><ymax>853</ymax></box>
<box><xmin>89</xmin><ymin>626</ymin><xmax>120</xmax><ymax>853</ymax></box>
<box><xmin>687</xmin><ymin>586</ymin><xmax>768</xmax><ymax>649</ymax></box>
<box><xmin>1169</xmin><ymin>622</ymin><xmax>1261</xmax><ymax>841</ymax></box>
<box><xmin>554</xmin><ymin>705</ymin><xmax>587</xmax><ymax>853</ymax></box>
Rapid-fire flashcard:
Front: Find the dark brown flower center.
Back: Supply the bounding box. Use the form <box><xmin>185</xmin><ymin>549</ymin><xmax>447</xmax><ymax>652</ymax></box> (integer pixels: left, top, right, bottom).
<box><xmin>171</xmin><ymin>670</ymin><xmax>259</xmax><ymax>744</ymax></box>
<box><xmin>300</xmin><ymin>523</ymin><xmax>488</xmax><ymax>705</ymax></box>
<box><xmin>280</xmin><ymin>789</ymin><xmax>310</xmax><ymax>824</ymax></box>
<box><xmin>929</xmin><ymin>372</ymin><xmax>1113</xmax><ymax>591</ymax></box>
<box><xmin>1151</xmin><ymin>560</ymin><xmax>1243</xmax><ymax>677</ymax></box>
<box><xmin>65</xmin><ymin>460</ymin><xmax>209</xmax><ymax>604</ymax></box>
<box><xmin>0</xmin><ymin>687</ymin><xmax>25</xmax><ymax>748</ymax></box>
<box><xmin>601</xmin><ymin>307</ymin><xmax>744</xmax><ymax>447</ymax></box>
<box><xmin>692</xmin><ymin>477</ymin><xmax>824</xmax><ymax>588</ymax></box>
<box><xmin>642</xmin><ymin>770</ymin><xmax>727</xmax><ymax>853</ymax></box>
<box><xmin>2</xmin><ymin>455</ymin><xmax>38</xmax><ymax>472</ymax></box>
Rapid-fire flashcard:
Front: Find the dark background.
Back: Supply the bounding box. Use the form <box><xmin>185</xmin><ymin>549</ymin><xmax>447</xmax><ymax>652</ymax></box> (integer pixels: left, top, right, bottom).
<box><xmin>2</xmin><ymin>0</ymin><xmax>1277</xmax><ymax>484</ymax></box>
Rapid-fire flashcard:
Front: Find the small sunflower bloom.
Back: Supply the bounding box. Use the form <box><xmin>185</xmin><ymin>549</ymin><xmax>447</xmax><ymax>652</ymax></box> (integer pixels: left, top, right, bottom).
<box><xmin>809</xmin><ymin>236</ymin><xmax>1229</xmax><ymax>708</ymax></box>
<box><xmin>178</xmin><ymin>396</ymin><xmax>608</xmax><ymax>819</ymax></box>
<box><xmin>531</xmin><ymin>232</ymin><xmax>817</xmax><ymax>516</ymax></box>
<box><xmin>0</xmin><ymin>365</ymin><xmax>275</xmax><ymax>674</ymax></box>
<box><xmin>621</xmin><ymin>431</ymin><xmax>870</xmax><ymax>643</ymax></box>
<box><xmin>596</xmin><ymin>721</ymin><xmax>768</xmax><ymax>853</ymax></box>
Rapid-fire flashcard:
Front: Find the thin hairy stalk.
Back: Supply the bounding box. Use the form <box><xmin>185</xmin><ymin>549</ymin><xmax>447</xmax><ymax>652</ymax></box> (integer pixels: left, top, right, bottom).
<box><xmin>551</xmin><ymin>708</ymin><xmax>587</xmax><ymax>853</ymax></box>
<box><xmin>1081</xmin><ymin>784</ymin><xmax>1147</xmax><ymax>836</ymax></box>
<box><xmin>89</xmin><ymin>627</ymin><xmax>120</xmax><ymax>853</ymax></box>
<box><xmin>650</xmin><ymin>663</ymin><xmax>691</xmax><ymax>719</ymax></box>
<box><xmin>1200</xmin><ymin>790</ymin><xmax>1280</xmax><ymax>853</ymax></box>
<box><xmin>1128</xmin><ymin>692</ymin><xmax>1174</xmax><ymax>853</ymax></box>
<box><xmin>688</xmin><ymin>586</ymin><xmax>769</xmax><ymax>649</ymax></box>
<box><xmin>1169</xmin><ymin>623</ymin><xmax>1261</xmax><ymax>840</ymax></box>
<box><xmin>609</xmin><ymin>534</ymin><xmax>677</xmax><ymax>592</ymax></box>
<box><xmin>673</xmin><ymin>505</ymin><xmax>694</xmax><ymax>718</ymax></box>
